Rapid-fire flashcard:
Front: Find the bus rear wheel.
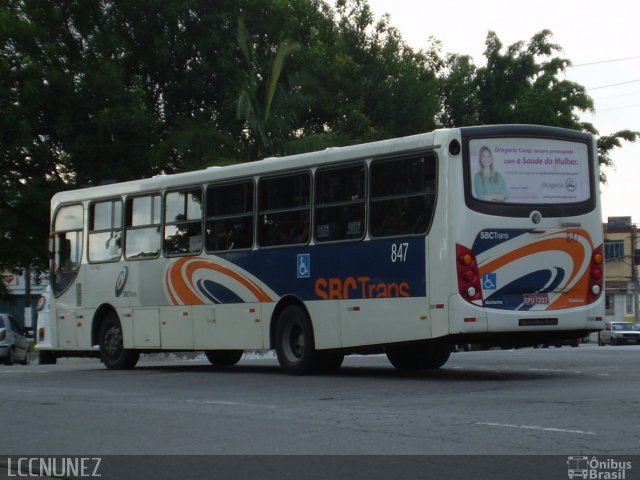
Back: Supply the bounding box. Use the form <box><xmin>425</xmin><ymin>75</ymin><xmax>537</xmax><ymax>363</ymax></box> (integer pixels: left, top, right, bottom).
<box><xmin>386</xmin><ymin>343</ymin><xmax>451</xmax><ymax>371</ymax></box>
<box><xmin>99</xmin><ymin>313</ymin><xmax>139</xmax><ymax>370</ymax></box>
<box><xmin>205</xmin><ymin>350</ymin><xmax>244</xmax><ymax>367</ymax></box>
<box><xmin>274</xmin><ymin>305</ymin><xmax>318</xmax><ymax>375</ymax></box>
<box><xmin>38</xmin><ymin>351</ymin><xmax>57</xmax><ymax>365</ymax></box>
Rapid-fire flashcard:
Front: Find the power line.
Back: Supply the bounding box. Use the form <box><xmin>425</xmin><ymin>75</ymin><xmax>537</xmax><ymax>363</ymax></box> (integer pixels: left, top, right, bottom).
<box><xmin>597</xmin><ymin>104</ymin><xmax>640</xmax><ymax>113</ymax></box>
<box><xmin>587</xmin><ymin>79</ymin><xmax>640</xmax><ymax>90</ymax></box>
<box><xmin>593</xmin><ymin>91</ymin><xmax>640</xmax><ymax>100</ymax></box>
<box><xmin>570</xmin><ymin>55</ymin><xmax>640</xmax><ymax>67</ymax></box>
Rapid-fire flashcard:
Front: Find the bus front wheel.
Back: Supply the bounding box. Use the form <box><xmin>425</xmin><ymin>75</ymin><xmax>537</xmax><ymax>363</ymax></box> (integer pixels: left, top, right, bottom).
<box><xmin>99</xmin><ymin>313</ymin><xmax>139</xmax><ymax>370</ymax></box>
<box><xmin>274</xmin><ymin>305</ymin><xmax>317</xmax><ymax>375</ymax></box>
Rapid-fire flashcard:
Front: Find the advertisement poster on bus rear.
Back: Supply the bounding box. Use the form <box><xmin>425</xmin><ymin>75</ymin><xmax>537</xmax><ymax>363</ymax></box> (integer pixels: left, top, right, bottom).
<box><xmin>469</xmin><ymin>138</ymin><xmax>590</xmax><ymax>204</ymax></box>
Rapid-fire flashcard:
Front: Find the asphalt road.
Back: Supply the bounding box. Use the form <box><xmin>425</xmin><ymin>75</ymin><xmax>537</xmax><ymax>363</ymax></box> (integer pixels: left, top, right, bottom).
<box><xmin>1</xmin><ymin>344</ymin><xmax>639</xmax><ymax>479</ymax></box>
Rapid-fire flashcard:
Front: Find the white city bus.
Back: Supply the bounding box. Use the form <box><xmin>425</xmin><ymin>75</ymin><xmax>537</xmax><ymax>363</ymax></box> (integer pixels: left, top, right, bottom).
<box><xmin>36</xmin><ymin>125</ymin><xmax>604</xmax><ymax>374</ymax></box>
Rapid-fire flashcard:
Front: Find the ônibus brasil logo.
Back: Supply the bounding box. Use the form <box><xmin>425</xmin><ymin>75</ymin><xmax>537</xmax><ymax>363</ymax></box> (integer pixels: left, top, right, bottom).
<box><xmin>115</xmin><ymin>267</ymin><xmax>128</xmax><ymax>297</ymax></box>
<box><xmin>567</xmin><ymin>456</ymin><xmax>632</xmax><ymax>479</ymax></box>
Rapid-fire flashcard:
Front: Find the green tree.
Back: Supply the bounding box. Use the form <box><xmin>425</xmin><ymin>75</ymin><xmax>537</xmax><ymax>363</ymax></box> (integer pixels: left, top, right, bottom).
<box><xmin>439</xmin><ymin>30</ymin><xmax>593</xmax><ymax>130</ymax></box>
<box><xmin>1</xmin><ymin>0</ymin><xmax>637</xmax><ymax>276</ymax></box>
<box><xmin>597</xmin><ymin>130</ymin><xmax>639</xmax><ymax>183</ymax></box>
<box><xmin>320</xmin><ymin>0</ymin><xmax>439</xmax><ymax>140</ymax></box>
<box><xmin>235</xmin><ymin>18</ymin><xmax>352</xmax><ymax>160</ymax></box>
<box><xmin>438</xmin><ymin>29</ymin><xmax>638</xmax><ymax>179</ymax></box>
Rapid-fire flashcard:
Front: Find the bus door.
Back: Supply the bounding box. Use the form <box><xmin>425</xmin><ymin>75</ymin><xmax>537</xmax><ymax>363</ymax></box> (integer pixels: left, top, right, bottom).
<box><xmin>50</xmin><ymin>205</ymin><xmax>84</xmax><ymax>348</ymax></box>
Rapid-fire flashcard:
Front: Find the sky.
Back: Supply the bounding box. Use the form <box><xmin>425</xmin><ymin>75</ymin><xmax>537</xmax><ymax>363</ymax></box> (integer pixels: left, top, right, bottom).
<box><xmin>364</xmin><ymin>0</ymin><xmax>640</xmax><ymax>224</ymax></box>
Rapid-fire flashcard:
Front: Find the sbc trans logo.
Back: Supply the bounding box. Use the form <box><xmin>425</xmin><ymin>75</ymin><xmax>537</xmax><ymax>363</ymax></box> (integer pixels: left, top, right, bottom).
<box><xmin>567</xmin><ymin>456</ymin><xmax>632</xmax><ymax>479</ymax></box>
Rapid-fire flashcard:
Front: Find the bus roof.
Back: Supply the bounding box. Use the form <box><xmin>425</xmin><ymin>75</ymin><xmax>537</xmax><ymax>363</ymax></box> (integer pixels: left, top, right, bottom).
<box><xmin>51</xmin><ymin>123</ymin><xmax>592</xmax><ymax>207</ymax></box>
<box><xmin>51</xmin><ymin>129</ymin><xmax>443</xmax><ymax>206</ymax></box>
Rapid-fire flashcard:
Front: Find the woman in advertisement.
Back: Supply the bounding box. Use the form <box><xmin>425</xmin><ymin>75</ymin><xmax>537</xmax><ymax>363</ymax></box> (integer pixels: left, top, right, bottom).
<box><xmin>474</xmin><ymin>145</ymin><xmax>509</xmax><ymax>202</ymax></box>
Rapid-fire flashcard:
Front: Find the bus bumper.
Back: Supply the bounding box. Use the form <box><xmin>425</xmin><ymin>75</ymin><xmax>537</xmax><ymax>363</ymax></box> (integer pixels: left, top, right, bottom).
<box><xmin>448</xmin><ymin>294</ymin><xmax>604</xmax><ymax>337</ymax></box>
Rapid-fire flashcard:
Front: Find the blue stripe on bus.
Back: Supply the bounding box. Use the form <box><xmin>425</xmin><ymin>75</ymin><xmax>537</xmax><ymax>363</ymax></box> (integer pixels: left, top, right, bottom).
<box><xmin>196</xmin><ymin>279</ymin><xmax>244</xmax><ymax>304</ymax></box>
<box><xmin>471</xmin><ymin>229</ymin><xmax>529</xmax><ymax>254</ymax></box>
<box><xmin>219</xmin><ymin>237</ymin><xmax>427</xmax><ymax>301</ymax></box>
<box><xmin>484</xmin><ymin>269</ymin><xmax>566</xmax><ymax>311</ymax></box>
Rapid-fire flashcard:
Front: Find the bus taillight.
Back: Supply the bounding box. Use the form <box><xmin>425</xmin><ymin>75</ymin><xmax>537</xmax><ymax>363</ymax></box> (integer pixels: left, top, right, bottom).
<box><xmin>456</xmin><ymin>244</ymin><xmax>483</xmax><ymax>304</ymax></box>
<box><xmin>587</xmin><ymin>245</ymin><xmax>604</xmax><ymax>304</ymax></box>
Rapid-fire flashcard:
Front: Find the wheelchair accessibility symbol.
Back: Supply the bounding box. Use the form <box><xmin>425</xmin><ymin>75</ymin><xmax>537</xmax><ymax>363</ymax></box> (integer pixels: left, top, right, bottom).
<box><xmin>297</xmin><ymin>254</ymin><xmax>311</xmax><ymax>278</ymax></box>
<box><xmin>482</xmin><ymin>273</ymin><xmax>497</xmax><ymax>290</ymax></box>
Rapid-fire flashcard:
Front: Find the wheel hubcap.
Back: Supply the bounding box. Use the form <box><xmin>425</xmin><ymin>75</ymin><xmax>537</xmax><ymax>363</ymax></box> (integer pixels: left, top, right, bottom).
<box><xmin>284</xmin><ymin>323</ymin><xmax>304</xmax><ymax>361</ymax></box>
<box><xmin>104</xmin><ymin>326</ymin><xmax>123</xmax><ymax>358</ymax></box>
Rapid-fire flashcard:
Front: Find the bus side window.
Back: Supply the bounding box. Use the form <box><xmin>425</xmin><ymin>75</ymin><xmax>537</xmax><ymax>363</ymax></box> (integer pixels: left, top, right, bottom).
<box><xmin>88</xmin><ymin>199</ymin><xmax>122</xmax><ymax>263</ymax></box>
<box><xmin>125</xmin><ymin>194</ymin><xmax>161</xmax><ymax>259</ymax></box>
<box><xmin>163</xmin><ymin>189</ymin><xmax>203</xmax><ymax>256</ymax></box>
<box><xmin>258</xmin><ymin>173</ymin><xmax>310</xmax><ymax>247</ymax></box>
<box><xmin>205</xmin><ymin>181</ymin><xmax>254</xmax><ymax>252</ymax></box>
<box><xmin>314</xmin><ymin>164</ymin><xmax>366</xmax><ymax>243</ymax></box>
<box><xmin>370</xmin><ymin>154</ymin><xmax>437</xmax><ymax>238</ymax></box>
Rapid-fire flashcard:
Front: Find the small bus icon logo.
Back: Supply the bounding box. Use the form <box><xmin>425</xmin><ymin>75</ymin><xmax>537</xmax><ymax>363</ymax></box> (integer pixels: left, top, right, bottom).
<box><xmin>567</xmin><ymin>456</ymin><xmax>589</xmax><ymax>479</ymax></box>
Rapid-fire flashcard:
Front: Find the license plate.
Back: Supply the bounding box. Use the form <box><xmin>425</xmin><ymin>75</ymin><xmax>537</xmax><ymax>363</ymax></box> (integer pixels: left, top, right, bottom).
<box><xmin>523</xmin><ymin>293</ymin><xmax>549</xmax><ymax>305</ymax></box>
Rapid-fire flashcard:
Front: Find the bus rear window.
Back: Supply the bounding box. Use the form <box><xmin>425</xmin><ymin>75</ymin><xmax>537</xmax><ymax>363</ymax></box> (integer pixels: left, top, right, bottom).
<box><xmin>468</xmin><ymin>138</ymin><xmax>590</xmax><ymax>205</ymax></box>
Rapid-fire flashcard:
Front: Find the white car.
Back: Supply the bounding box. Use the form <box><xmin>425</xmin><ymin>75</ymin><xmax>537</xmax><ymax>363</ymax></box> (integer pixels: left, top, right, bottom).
<box><xmin>0</xmin><ymin>313</ymin><xmax>31</xmax><ymax>365</ymax></box>
<box><xmin>598</xmin><ymin>321</ymin><xmax>640</xmax><ymax>346</ymax></box>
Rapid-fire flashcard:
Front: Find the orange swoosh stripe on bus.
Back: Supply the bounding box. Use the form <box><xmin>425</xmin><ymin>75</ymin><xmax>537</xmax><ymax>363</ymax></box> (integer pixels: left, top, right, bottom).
<box><xmin>167</xmin><ymin>258</ymin><xmax>204</xmax><ymax>305</ymax></box>
<box><xmin>477</xmin><ymin>230</ymin><xmax>594</xmax><ymax>311</ymax></box>
<box><xmin>479</xmin><ymin>235</ymin><xmax>587</xmax><ymax>285</ymax></box>
<box><xmin>167</xmin><ymin>257</ymin><xmax>273</xmax><ymax>305</ymax></box>
<box><xmin>165</xmin><ymin>266</ymin><xmax>180</xmax><ymax>305</ymax></box>
<box><xmin>182</xmin><ymin>258</ymin><xmax>273</xmax><ymax>303</ymax></box>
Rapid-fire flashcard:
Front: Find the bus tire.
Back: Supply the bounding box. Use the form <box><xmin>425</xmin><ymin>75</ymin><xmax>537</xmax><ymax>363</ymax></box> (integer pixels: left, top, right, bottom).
<box><xmin>424</xmin><ymin>344</ymin><xmax>451</xmax><ymax>369</ymax></box>
<box><xmin>38</xmin><ymin>351</ymin><xmax>57</xmax><ymax>365</ymax></box>
<box><xmin>99</xmin><ymin>313</ymin><xmax>139</xmax><ymax>370</ymax></box>
<box><xmin>387</xmin><ymin>343</ymin><xmax>451</xmax><ymax>371</ymax></box>
<box><xmin>205</xmin><ymin>350</ymin><xmax>244</xmax><ymax>367</ymax></box>
<box><xmin>274</xmin><ymin>305</ymin><xmax>317</xmax><ymax>375</ymax></box>
<box><xmin>386</xmin><ymin>346</ymin><xmax>417</xmax><ymax>370</ymax></box>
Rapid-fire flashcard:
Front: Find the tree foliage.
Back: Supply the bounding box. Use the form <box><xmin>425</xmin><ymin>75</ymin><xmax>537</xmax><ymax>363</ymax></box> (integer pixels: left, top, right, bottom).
<box><xmin>439</xmin><ymin>30</ymin><xmax>595</xmax><ymax>129</ymax></box>
<box><xmin>0</xmin><ymin>0</ymin><xmax>636</xmax><ymax>272</ymax></box>
<box><xmin>437</xmin><ymin>29</ymin><xmax>638</xmax><ymax>183</ymax></box>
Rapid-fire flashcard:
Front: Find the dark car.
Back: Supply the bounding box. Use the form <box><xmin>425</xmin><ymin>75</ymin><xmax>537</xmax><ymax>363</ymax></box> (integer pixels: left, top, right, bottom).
<box><xmin>0</xmin><ymin>313</ymin><xmax>31</xmax><ymax>365</ymax></box>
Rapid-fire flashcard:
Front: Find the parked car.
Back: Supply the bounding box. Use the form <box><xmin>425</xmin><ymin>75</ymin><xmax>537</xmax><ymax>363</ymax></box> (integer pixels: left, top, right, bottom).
<box><xmin>598</xmin><ymin>321</ymin><xmax>640</xmax><ymax>346</ymax></box>
<box><xmin>0</xmin><ymin>313</ymin><xmax>31</xmax><ymax>365</ymax></box>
